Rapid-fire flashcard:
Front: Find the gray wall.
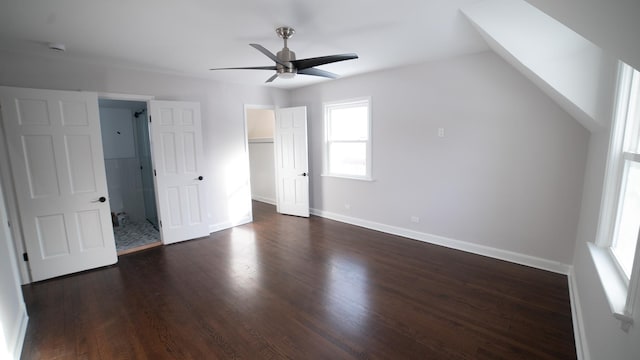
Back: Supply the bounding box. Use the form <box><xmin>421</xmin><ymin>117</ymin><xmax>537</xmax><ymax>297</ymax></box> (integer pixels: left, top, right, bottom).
<box><xmin>290</xmin><ymin>51</ymin><xmax>589</xmax><ymax>266</ymax></box>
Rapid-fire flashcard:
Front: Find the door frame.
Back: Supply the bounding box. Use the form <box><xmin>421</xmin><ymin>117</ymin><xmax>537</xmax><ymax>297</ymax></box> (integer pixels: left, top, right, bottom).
<box><xmin>0</xmin><ymin>107</ymin><xmax>30</xmax><ymax>283</ymax></box>
<box><xmin>99</xmin><ymin>94</ymin><xmax>158</xmax><ymax>248</ymax></box>
<box><xmin>243</xmin><ymin>104</ymin><xmax>276</xmax><ymax>220</ymax></box>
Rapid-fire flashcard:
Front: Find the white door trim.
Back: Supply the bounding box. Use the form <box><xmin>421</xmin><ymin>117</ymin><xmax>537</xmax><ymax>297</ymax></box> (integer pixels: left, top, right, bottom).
<box><xmin>98</xmin><ymin>92</ymin><xmax>155</xmax><ymax>102</ymax></box>
<box><xmin>0</xmin><ymin>106</ymin><xmax>31</xmax><ymax>284</ymax></box>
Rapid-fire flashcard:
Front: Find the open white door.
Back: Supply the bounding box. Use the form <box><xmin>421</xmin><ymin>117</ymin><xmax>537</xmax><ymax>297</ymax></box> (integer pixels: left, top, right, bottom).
<box><xmin>148</xmin><ymin>100</ymin><xmax>209</xmax><ymax>244</ymax></box>
<box><xmin>0</xmin><ymin>86</ymin><xmax>117</xmax><ymax>282</ymax></box>
<box><xmin>274</xmin><ymin>106</ymin><xmax>309</xmax><ymax>217</ymax></box>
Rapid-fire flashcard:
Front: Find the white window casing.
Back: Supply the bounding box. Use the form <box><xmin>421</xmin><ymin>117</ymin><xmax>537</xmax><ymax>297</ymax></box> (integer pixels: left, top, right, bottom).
<box><xmin>592</xmin><ymin>62</ymin><xmax>640</xmax><ymax>331</ymax></box>
<box><xmin>323</xmin><ymin>97</ymin><xmax>373</xmax><ymax>181</ymax></box>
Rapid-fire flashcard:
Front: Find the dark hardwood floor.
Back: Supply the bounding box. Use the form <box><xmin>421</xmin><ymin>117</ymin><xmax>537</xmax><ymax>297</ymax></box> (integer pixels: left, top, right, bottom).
<box><xmin>21</xmin><ymin>201</ymin><xmax>576</xmax><ymax>359</ymax></box>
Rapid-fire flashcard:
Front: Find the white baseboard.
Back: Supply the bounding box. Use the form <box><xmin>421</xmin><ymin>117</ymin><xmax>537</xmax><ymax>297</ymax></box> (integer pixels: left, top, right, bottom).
<box><xmin>310</xmin><ymin>208</ymin><xmax>571</xmax><ymax>275</ymax></box>
<box><xmin>568</xmin><ymin>268</ymin><xmax>590</xmax><ymax>360</ymax></box>
<box><xmin>8</xmin><ymin>306</ymin><xmax>28</xmax><ymax>360</ymax></box>
<box><xmin>209</xmin><ymin>215</ymin><xmax>252</xmax><ymax>234</ymax></box>
<box><xmin>251</xmin><ymin>196</ymin><xmax>276</xmax><ymax>205</ymax></box>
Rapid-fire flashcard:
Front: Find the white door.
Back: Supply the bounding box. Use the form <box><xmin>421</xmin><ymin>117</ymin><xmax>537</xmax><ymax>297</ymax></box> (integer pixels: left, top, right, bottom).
<box><xmin>0</xmin><ymin>86</ymin><xmax>117</xmax><ymax>282</ymax></box>
<box><xmin>148</xmin><ymin>100</ymin><xmax>209</xmax><ymax>244</ymax></box>
<box><xmin>274</xmin><ymin>106</ymin><xmax>309</xmax><ymax>217</ymax></box>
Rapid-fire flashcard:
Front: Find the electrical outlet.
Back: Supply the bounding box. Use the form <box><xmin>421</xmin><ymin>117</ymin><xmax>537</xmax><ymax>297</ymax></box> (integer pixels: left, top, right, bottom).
<box><xmin>438</xmin><ymin>128</ymin><xmax>445</xmax><ymax>138</ymax></box>
<box><xmin>411</xmin><ymin>216</ymin><xmax>420</xmax><ymax>223</ymax></box>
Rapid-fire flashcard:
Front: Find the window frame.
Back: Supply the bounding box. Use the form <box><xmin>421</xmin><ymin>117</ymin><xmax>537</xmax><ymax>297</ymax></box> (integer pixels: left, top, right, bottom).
<box><xmin>592</xmin><ymin>62</ymin><xmax>640</xmax><ymax>331</ymax></box>
<box><xmin>322</xmin><ymin>97</ymin><xmax>373</xmax><ymax>181</ymax></box>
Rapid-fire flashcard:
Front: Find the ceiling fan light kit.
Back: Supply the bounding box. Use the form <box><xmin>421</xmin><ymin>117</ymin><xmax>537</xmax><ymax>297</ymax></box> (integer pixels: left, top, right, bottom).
<box><xmin>210</xmin><ymin>26</ymin><xmax>358</xmax><ymax>83</ymax></box>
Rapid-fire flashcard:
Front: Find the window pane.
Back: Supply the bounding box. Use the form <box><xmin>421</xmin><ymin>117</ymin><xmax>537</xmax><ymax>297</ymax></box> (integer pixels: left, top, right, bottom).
<box><xmin>329</xmin><ymin>142</ymin><xmax>367</xmax><ymax>177</ymax></box>
<box><xmin>612</xmin><ymin>160</ymin><xmax>640</xmax><ymax>277</ymax></box>
<box><xmin>328</xmin><ymin>105</ymin><xmax>368</xmax><ymax>141</ymax></box>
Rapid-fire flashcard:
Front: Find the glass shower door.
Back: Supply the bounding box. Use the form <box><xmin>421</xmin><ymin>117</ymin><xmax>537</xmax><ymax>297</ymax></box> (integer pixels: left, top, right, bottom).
<box><xmin>136</xmin><ymin>112</ymin><xmax>159</xmax><ymax>229</ymax></box>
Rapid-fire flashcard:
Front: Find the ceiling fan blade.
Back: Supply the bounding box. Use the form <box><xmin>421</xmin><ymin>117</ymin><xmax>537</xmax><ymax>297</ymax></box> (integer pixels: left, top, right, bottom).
<box><xmin>291</xmin><ymin>53</ymin><xmax>358</xmax><ymax>70</ymax></box>
<box><xmin>250</xmin><ymin>44</ymin><xmax>288</xmax><ymax>67</ymax></box>
<box><xmin>297</xmin><ymin>68</ymin><xmax>339</xmax><ymax>79</ymax></box>
<box><xmin>265</xmin><ymin>74</ymin><xmax>279</xmax><ymax>83</ymax></box>
<box><xmin>209</xmin><ymin>66</ymin><xmax>277</xmax><ymax>71</ymax></box>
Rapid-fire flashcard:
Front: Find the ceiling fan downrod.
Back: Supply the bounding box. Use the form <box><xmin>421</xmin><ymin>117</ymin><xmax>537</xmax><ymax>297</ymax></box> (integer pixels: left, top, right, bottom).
<box><xmin>275</xmin><ymin>27</ymin><xmax>297</xmax><ymax>78</ymax></box>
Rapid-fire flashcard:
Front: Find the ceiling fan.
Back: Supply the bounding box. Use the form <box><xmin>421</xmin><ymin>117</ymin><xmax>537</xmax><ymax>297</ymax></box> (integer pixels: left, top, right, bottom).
<box><xmin>210</xmin><ymin>27</ymin><xmax>358</xmax><ymax>83</ymax></box>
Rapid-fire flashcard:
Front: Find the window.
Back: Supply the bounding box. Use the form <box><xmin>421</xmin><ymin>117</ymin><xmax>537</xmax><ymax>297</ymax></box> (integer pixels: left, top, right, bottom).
<box><xmin>323</xmin><ymin>98</ymin><xmax>372</xmax><ymax>180</ymax></box>
<box><xmin>593</xmin><ymin>62</ymin><xmax>640</xmax><ymax>331</ymax></box>
<box><xmin>600</xmin><ymin>64</ymin><xmax>640</xmax><ymax>279</ymax></box>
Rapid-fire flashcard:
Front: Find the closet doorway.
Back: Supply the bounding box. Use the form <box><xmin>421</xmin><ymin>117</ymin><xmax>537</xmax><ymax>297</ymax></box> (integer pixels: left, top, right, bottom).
<box><xmin>98</xmin><ymin>99</ymin><xmax>160</xmax><ymax>255</ymax></box>
<box><xmin>245</xmin><ymin>106</ymin><xmax>277</xmax><ymax>205</ymax></box>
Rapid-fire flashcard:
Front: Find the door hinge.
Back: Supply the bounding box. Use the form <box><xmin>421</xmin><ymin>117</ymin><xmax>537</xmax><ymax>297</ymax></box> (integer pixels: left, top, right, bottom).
<box><xmin>23</xmin><ymin>252</ymin><xmax>29</xmax><ymax>262</ymax></box>
<box><xmin>159</xmin><ymin>220</ymin><xmax>162</xmax><ymax>228</ymax></box>
<box><xmin>149</xmin><ymin>116</ymin><xmax>152</xmax><ymax>123</ymax></box>
<box><xmin>154</xmin><ymin>169</ymin><xmax>157</xmax><ymax>176</ymax></box>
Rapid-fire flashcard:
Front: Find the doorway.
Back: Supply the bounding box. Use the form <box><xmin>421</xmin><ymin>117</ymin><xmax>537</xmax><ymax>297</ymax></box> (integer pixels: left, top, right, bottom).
<box><xmin>245</xmin><ymin>107</ymin><xmax>277</xmax><ymax>205</ymax></box>
<box><xmin>98</xmin><ymin>99</ymin><xmax>161</xmax><ymax>255</ymax></box>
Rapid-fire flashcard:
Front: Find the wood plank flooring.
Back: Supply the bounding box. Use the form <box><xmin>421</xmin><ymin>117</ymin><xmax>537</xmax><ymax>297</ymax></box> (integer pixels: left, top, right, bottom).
<box><xmin>21</xmin><ymin>201</ymin><xmax>576</xmax><ymax>359</ymax></box>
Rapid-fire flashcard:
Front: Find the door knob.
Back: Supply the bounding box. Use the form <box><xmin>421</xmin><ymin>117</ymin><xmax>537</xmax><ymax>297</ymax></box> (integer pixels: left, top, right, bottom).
<box><xmin>94</xmin><ymin>196</ymin><xmax>106</xmax><ymax>203</ymax></box>
<box><xmin>300</xmin><ymin>172</ymin><xmax>307</xmax><ymax>177</ymax></box>
<box><xmin>197</xmin><ymin>176</ymin><xmax>204</xmax><ymax>181</ymax></box>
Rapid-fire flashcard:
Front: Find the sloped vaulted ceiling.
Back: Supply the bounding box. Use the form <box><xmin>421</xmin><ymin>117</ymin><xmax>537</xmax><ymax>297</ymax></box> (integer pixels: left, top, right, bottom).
<box><xmin>461</xmin><ymin>0</ymin><xmax>618</xmax><ymax>132</ymax></box>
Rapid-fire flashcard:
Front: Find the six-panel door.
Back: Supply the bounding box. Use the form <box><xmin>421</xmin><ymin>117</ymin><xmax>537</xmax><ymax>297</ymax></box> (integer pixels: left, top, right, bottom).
<box><xmin>148</xmin><ymin>100</ymin><xmax>209</xmax><ymax>244</ymax></box>
<box><xmin>274</xmin><ymin>106</ymin><xmax>310</xmax><ymax>217</ymax></box>
<box><xmin>0</xmin><ymin>86</ymin><xmax>117</xmax><ymax>282</ymax></box>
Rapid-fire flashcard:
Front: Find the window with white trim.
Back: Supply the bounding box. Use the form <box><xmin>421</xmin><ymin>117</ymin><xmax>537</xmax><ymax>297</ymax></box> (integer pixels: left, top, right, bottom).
<box><xmin>594</xmin><ymin>62</ymin><xmax>640</xmax><ymax>331</ymax></box>
<box><xmin>323</xmin><ymin>98</ymin><xmax>372</xmax><ymax>180</ymax></box>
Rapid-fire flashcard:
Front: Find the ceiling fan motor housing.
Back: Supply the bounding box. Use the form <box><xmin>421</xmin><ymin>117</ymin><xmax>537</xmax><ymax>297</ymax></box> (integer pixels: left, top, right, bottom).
<box><xmin>276</xmin><ymin>48</ymin><xmax>297</xmax><ymax>77</ymax></box>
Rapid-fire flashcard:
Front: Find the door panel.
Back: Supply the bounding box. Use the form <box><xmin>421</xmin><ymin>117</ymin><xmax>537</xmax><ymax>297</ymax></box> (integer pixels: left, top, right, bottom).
<box><xmin>149</xmin><ymin>100</ymin><xmax>209</xmax><ymax>244</ymax></box>
<box><xmin>66</xmin><ymin>135</ymin><xmax>98</xmax><ymax>193</ymax></box>
<box><xmin>76</xmin><ymin>209</ymin><xmax>104</xmax><ymax>250</ymax></box>
<box><xmin>23</xmin><ymin>135</ymin><xmax>60</xmax><ymax>197</ymax></box>
<box><xmin>36</xmin><ymin>214</ymin><xmax>69</xmax><ymax>258</ymax></box>
<box><xmin>0</xmin><ymin>86</ymin><xmax>117</xmax><ymax>281</ymax></box>
<box><xmin>274</xmin><ymin>106</ymin><xmax>309</xmax><ymax>217</ymax></box>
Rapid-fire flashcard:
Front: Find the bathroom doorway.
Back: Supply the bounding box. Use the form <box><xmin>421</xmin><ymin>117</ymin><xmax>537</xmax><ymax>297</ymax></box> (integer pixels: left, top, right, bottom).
<box><xmin>99</xmin><ymin>99</ymin><xmax>161</xmax><ymax>255</ymax></box>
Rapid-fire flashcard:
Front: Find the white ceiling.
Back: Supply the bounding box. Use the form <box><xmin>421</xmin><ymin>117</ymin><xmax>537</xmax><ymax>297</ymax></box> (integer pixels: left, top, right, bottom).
<box><xmin>0</xmin><ymin>0</ymin><xmax>489</xmax><ymax>89</ymax></box>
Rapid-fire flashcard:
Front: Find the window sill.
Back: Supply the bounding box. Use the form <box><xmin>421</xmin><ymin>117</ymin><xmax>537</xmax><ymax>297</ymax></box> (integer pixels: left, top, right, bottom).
<box><xmin>587</xmin><ymin>242</ymin><xmax>634</xmax><ymax>331</ymax></box>
<box><xmin>321</xmin><ymin>173</ymin><xmax>375</xmax><ymax>182</ymax></box>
